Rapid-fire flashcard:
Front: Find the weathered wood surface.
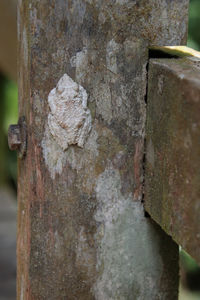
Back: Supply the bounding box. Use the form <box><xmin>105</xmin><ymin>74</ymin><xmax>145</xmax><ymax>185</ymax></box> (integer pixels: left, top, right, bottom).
<box><xmin>0</xmin><ymin>0</ymin><xmax>17</xmax><ymax>81</ymax></box>
<box><xmin>18</xmin><ymin>1</ymin><xmax>189</xmax><ymax>299</ymax></box>
<box><xmin>145</xmin><ymin>58</ymin><xmax>200</xmax><ymax>265</ymax></box>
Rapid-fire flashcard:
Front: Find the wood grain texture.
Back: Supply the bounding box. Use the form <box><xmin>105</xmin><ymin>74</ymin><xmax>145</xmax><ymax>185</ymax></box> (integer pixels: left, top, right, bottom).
<box><xmin>145</xmin><ymin>58</ymin><xmax>200</xmax><ymax>265</ymax></box>
<box><xmin>17</xmin><ymin>1</ymin><xmax>189</xmax><ymax>299</ymax></box>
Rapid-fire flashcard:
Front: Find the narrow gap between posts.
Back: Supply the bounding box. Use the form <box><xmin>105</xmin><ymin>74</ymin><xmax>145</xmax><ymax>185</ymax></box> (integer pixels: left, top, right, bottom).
<box><xmin>148</xmin><ymin>47</ymin><xmax>180</xmax><ymax>59</ymax></box>
<box><xmin>141</xmin><ymin>51</ymin><xmax>150</xmax><ymax>218</ymax></box>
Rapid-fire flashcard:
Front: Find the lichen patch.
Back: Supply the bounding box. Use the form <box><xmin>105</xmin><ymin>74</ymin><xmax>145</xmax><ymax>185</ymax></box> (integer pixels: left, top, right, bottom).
<box><xmin>93</xmin><ymin>164</ymin><xmax>163</xmax><ymax>299</ymax></box>
<box><xmin>41</xmin><ymin>126</ymin><xmax>67</xmax><ymax>179</ymax></box>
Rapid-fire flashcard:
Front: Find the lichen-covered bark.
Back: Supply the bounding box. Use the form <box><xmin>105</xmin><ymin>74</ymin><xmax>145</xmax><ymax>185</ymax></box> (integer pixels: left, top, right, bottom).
<box><xmin>18</xmin><ymin>1</ymin><xmax>188</xmax><ymax>299</ymax></box>
<box><xmin>145</xmin><ymin>58</ymin><xmax>200</xmax><ymax>266</ymax></box>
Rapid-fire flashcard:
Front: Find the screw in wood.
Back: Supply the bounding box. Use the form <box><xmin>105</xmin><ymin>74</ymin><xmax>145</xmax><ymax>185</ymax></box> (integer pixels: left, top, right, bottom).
<box><xmin>8</xmin><ymin>116</ymin><xmax>27</xmax><ymax>158</ymax></box>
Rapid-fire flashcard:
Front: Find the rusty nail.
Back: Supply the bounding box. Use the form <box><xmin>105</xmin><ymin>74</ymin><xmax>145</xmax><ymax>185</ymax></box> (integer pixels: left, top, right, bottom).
<box><xmin>8</xmin><ymin>116</ymin><xmax>27</xmax><ymax>158</ymax></box>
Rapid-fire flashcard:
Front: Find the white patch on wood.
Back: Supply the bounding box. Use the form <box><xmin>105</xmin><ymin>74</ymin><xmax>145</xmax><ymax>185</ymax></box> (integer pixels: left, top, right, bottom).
<box><xmin>93</xmin><ymin>164</ymin><xmax>164</xmax><ymax>299</ymax></box>
<box><xmin>70</xmin><ymin>48</ymin><xmax>88</xmax><ymax>82</ymax></box>
<box><xmin>106</xmin><ymin>39</ymin><xmax>120</xmax><ymax>75</ymax></box>
<box><xmin>41</xmin><ymin>126</ymin><xmax>67</xmax><ymax>179</ymax></box>
<box><xmin>66</xmin><ymin>127</ymin><xmax>99</xmax><ymax>172</ymax></box>
<box><xmin>48</xmin><ymin>74</ymin><xmax>92</xmax><ymax>150</ymax></box>
<box><xmin>42</xmin><ymin>74</ymin><xmax>92</xmax><ymax>179</ymax></box>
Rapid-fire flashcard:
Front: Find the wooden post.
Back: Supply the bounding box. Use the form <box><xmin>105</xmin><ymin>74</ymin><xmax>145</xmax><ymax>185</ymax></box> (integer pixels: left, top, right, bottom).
<box><xmin>17</xmin><ymin>1</ymin><xmax>189</xmax><ymax>299</ymax></box>
<box><xmin>145</xmin><ymin>56</ymin><xmax>200</xmax><ymax>265</ymax></box>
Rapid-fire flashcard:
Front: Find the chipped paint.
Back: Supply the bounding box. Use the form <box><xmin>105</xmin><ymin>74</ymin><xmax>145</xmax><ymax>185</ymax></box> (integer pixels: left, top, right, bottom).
<box><xmin>93</xmin><ymin>164</ymin><xmax>164</xmax><ymax>299</ymax></box>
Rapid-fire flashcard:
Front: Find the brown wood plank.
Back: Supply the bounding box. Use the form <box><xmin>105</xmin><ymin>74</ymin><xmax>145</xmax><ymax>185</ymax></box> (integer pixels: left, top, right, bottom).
<box><xmin>17</xmin><ymin>1</ymin><xmax>189</xmax><ymax>299</ymax></box>
<box><xmin>145</xmin><ymin>57</ymin><xmax>200</xmax><ymax>264</ymax></box>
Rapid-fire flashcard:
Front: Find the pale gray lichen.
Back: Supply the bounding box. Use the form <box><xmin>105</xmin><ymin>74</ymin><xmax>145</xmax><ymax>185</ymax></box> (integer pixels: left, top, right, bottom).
<box><xmin>106</xmin><ymin>39</ymin><xmax>120</xmax><ymax>75</ymax></box>
<box><xmin>41</xmin><ymin>126</ymin><xmax>67</xmax><ymax>179</ymax></box>
<box><xmin>70</xmin><ymin>48</ymin><xmax>88</xmax><ymax>82</ymax></box>
<box><xmin>48</xmin><ymin>73</ymin><xmax>92</xmax><ymax>150</ymax></box>
<box><xmin>93</xmin><ymin>163</ymin><xmax>164</xmax><ymax>299</ymax></box>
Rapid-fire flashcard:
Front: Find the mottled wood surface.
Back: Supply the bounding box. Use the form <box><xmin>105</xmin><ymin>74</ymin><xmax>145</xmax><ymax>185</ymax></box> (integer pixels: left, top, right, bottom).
<box><xmin>18</xmin><ymin>1</ymin><xmax>189</xmax><ymax>299</ymax></box>
<box><xmin>145</xmin><ymin>58</ymin><xmax>200</xmax><ymax>265</ymax></box>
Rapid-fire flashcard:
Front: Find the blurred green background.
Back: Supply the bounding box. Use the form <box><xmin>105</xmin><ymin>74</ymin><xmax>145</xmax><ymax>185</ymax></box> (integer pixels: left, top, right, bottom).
<box><xmin>187</xmin><ymin>0</ymin><xmax>200</xmax><ymax>51</ymax></box>
<box><xmin>0</xmin><ymin>0</ymin><xmax>200</xmax><ymax>299</ymax></box>
<box><xmin>0</xmin><ymin>76</ymin><xmax>17</xmax><ymax>192</ymax></box>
